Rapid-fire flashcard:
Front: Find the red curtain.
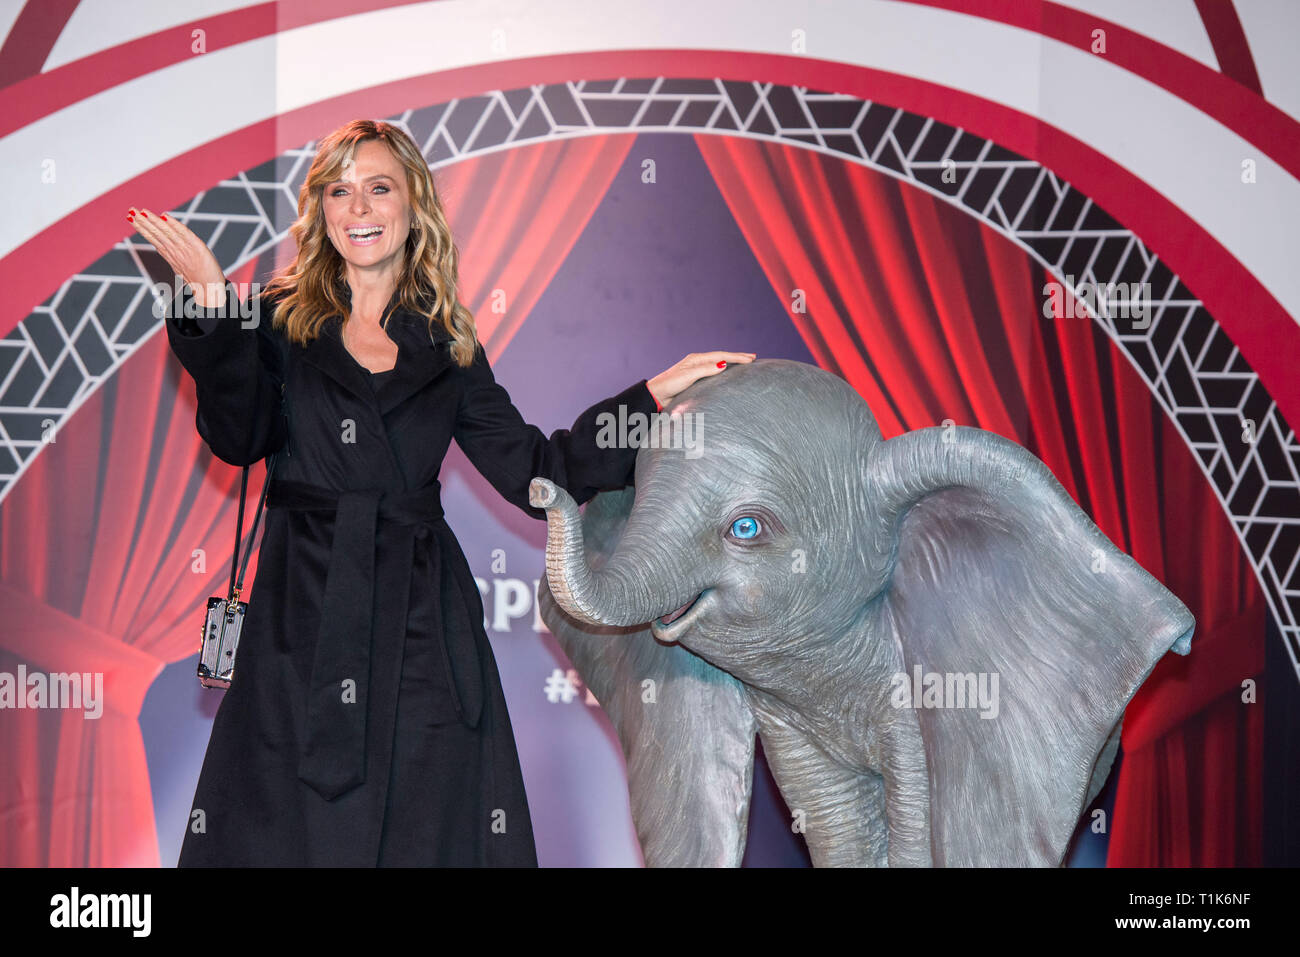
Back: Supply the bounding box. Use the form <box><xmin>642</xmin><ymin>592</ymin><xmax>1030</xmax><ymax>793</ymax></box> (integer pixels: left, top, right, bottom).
<box><xmin>442</xmin><ymin>135</ymin><xmax>637</xmax><ymax>357</ymax></box>
<box><xmin>0</xmin><ymin>133</ymin><xmax>636</xmax><ymax>866</ymax></box>
<box><xmin>695</xmin><ymin>134</ymin><xmax>1266</xmax><ymax>866</ymax></box>
<box><xmin>0</xmin><ymin>348</ymin><xmax>241</xmax><ymax>867</ymax></box>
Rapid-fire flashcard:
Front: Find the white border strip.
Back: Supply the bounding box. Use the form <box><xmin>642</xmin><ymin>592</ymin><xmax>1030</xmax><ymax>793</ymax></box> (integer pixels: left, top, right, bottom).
<box><xmin>3</xmin><ymin>0</ymin><xmax>1298</xmax><ymax>327</ymax></box>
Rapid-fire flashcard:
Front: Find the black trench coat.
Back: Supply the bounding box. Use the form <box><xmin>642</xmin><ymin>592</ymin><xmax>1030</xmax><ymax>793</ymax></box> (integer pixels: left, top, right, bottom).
<box><xmin>165</xmin><ymin>282</ymin><xmax>656</xmax><ymax>866</ymax></box>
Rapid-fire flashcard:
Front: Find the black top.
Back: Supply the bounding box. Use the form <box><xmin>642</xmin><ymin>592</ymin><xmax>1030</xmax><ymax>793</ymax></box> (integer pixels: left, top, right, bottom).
<box><xmin>367</xmin><ymin>366</ymin><xmax>397</xmax><ymax>389</ymax></box>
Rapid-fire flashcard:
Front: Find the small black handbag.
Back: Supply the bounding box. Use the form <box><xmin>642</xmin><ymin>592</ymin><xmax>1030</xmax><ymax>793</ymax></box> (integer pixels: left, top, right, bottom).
<box><xmin>197</xmin><ymin>452</ymin><xmax>277</xmax><ymax>689</ymax></box>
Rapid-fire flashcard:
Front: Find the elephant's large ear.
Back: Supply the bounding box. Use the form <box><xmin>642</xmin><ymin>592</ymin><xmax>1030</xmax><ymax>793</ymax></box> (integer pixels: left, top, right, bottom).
<box><xmin>864</xmin><ymin>427</ymin><xmax>1194</xmax><ymax>866</ymax></box>
<box><xmin>538</xmin><ymin>487</ymin><xmax>759</xmax><ymax>867</ymax></box>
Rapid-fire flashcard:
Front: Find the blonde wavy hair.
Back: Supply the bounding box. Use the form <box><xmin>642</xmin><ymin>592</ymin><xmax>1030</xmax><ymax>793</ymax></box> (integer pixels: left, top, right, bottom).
<box><xmin>263</xmin><ymin>119</ymin><xmax>478</xmax><ymax>368</ymax></box>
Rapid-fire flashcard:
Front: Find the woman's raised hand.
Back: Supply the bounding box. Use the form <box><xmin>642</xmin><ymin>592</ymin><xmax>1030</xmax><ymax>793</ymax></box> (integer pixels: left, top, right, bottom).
<box><xmin>127</xmin><ymin>207</ymin><xmax>228</xmax><ymax>308</ymax></box>
<box><xmin>646</xmin><ymin>351</ymin><xmax>757</xmax><ymax>408</ymax></box>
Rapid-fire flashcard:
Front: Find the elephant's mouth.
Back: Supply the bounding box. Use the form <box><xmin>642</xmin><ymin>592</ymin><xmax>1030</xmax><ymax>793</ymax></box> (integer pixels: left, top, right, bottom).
<box><xmin>650</xmin><ymin>589</ymin><xmax>711</xmax><ymax>643</ymax></box>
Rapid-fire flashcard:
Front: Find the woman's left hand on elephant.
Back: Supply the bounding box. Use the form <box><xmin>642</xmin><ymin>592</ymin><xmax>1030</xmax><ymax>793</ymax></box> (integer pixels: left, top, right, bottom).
<box><xmin>647</xmin><ymin>351</ymin><xmax>756</xmax><ymax>407</ymax></box>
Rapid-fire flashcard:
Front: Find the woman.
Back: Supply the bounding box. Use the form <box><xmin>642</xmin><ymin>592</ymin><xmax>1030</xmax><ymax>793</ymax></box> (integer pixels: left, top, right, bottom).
<box><xmin>131</xmin><ymin>119</ymin><xmax>752</xmax><ymax>866</ymax></box>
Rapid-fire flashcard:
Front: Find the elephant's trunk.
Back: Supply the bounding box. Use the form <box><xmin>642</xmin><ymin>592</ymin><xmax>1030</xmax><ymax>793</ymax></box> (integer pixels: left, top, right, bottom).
<box><xmin>529</xmin><ymin>477</ymin><xmax>667</xmax><ymax>627</ymax></box>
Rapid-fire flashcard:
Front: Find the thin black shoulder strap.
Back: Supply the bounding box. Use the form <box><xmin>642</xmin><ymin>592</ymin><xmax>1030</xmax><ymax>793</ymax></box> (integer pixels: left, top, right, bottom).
<box><xmin>227</xmin><ymin>466</ymin><xmax>248</xmax><ymax>598</ymax></box>
<box><xmin>228</xmin><ymin>452</ymin><xmax>277</xmax><ymax>599</ymax></box>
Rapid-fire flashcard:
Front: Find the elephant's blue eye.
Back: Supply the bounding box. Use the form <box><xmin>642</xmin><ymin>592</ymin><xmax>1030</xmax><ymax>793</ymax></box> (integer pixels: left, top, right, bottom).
<box><xmin>730</xmin><ymin>516</ymin><xmax>760</xmax><ymax>539</ymax></box>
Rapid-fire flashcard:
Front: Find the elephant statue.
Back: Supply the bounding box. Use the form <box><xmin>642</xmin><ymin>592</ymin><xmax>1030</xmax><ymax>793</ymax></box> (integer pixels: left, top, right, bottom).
<box><xmin>528</xmin><ymin>358</ymin><xmax>1194</xmax><ymax>867</ymax></box>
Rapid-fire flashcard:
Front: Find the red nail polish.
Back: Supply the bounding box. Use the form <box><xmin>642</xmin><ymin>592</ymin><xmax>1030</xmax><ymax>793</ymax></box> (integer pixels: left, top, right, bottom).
<box><xmin>160</xmin><ymin>214</ymin><xmax>167</xmax><ymax>221</ymax></box>
<box><xmin>717</xmin><ymin>361</ymin><xmax>726</xmax><ymax>368</ymax></box>
<box><xmin>126</xmin><ymin>215</ymin><xmax>133</xmax><ymax>222</ymax></box>
<box><xmin>140</xmin><ymin>211</ymin><xmax>148</xmax><ymax>218</ymax></box>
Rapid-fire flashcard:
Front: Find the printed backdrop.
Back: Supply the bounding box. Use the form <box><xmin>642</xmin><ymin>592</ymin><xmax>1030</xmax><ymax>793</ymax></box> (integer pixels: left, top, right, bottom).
<box><xmin>0</xmin><ymin>0</ymin><xmax>1296</xmax><ymax>867</ymax></box>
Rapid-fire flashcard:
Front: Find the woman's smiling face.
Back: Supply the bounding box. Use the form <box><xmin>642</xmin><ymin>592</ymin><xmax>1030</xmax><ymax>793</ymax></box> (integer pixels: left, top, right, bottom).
<box><xmin>322</xmin><ymin>138</ymin><xmax>412</xmax><ymax>273</ymax></box>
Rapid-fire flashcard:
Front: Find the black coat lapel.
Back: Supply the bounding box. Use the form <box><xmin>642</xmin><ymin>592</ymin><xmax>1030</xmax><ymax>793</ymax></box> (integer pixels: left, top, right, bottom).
<box><xmin>297</xmin><ymin>293</ymin><xmax>459</xmax><ymax>416</ymax></box>
<box><xmin>299</xmin><ymin>315</ymin><xmax>370</xmax><ymax>406</ymax></box>
<box><xmin>375</xmin><ymin>311</ymin><xmax>458</xmax><ymax>415</ymax></box>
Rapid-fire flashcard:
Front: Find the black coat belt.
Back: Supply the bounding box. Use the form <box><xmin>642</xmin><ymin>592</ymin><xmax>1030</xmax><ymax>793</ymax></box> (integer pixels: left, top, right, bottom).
<box><xmin>266</xmin><ymin>477</ymin><xmax>483</xmax><ymax>801</ymax></box>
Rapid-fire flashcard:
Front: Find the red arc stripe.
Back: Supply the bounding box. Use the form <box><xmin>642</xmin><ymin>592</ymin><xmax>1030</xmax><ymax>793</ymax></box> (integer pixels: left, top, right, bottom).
<box><xmin>0</xmin><ymin>0</ymin><xmax>432</xmax><ymax>139</ymax></box>
<box><xmin>898</xmin><ymin>0</ymin><xmax>1300</xmax><ymax>181</ymax></box>
<box><xmin>3</xmin><ymin>0</ymin><xmax>1298</xmax><ymax>181</ymax></box>
<box><xmin>1</xmin><ymin>50</ymin><xmax>1296</xmax><ymax>428</ymax></box>
<box><xmin>1194</xmin><ymin>0</ymin><xmax>1264</xmax><ymax>94</ymax></box>
<box><xmin>0</xmin><ymin>0</ymin><xmax>81</xmax><ymax>88</ymax></box>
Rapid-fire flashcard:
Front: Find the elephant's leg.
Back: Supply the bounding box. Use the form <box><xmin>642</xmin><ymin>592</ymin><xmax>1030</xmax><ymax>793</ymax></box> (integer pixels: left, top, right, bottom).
<box><xmin>754</xmin><ymin>715</ymin><xmax>889</xmax><ymax>867</ymax></box>
<box><xmin>876</xmin><ymin>710</ymin><xmax>934</xmax><ymax>866</ymax></box>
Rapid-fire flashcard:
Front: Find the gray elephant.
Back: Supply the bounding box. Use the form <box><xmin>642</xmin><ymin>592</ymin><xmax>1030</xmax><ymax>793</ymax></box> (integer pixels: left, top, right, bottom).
<box><xmin>528</xmin><ymin>358</ymin><xmax>1194</xmax><ymax>867</ymax></box>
